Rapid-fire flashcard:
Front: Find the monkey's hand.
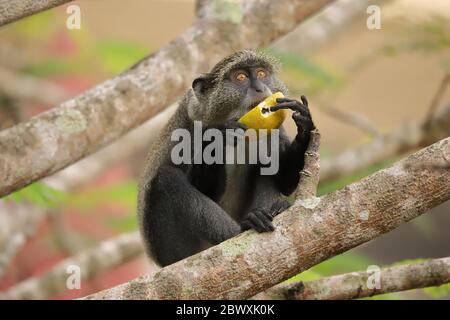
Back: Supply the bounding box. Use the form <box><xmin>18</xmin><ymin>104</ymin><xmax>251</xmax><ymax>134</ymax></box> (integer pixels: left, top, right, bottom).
<box><xmin>271</xmin><ymin>95</ymin><xmax>315</xmax><ymax>141</ymax></box>
<box><xmin>240</xmin><ymin>200</ymin><xmax>290</xmax><ymax>233</ymax></box>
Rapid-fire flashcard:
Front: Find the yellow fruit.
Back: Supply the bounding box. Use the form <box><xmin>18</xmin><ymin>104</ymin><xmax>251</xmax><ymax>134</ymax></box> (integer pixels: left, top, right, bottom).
<box><xmin>238</xmin><ymin>92</ymin><xmax>286</xmax><ymax>130</ymax></box>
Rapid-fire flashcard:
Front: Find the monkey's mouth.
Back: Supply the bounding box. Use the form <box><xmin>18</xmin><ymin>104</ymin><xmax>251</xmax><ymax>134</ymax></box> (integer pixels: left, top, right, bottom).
<box><xmin>247</xmin><ymin>97</ymin><xmax>267</xmax><ymax>111</ymax></box>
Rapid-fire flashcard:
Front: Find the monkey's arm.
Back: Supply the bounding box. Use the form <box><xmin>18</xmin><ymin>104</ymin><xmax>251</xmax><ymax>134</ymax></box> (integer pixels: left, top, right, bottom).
<box><xmin>273</xmin><ymin>96</ymin><xmax>315</xmax><ymax>196</ymax></box>
<box><xmin>143</xmin><ymin>165</ymin><xmax>241</xmax><ymax>245</ymax></box>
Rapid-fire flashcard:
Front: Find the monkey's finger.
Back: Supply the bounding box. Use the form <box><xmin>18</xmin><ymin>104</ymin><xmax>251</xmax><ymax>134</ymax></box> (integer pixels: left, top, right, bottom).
<box><xmin>269</xmin><ymin>103</ymin><xmax>299</xmax><ymax>113</ymax></box>
<box><xmin>261</xmin><ymin>208</ymin><xmax>274</xmax><ymax>221</ymax></box>
<box><xmin>276</xmin><ymin>97</ymin><xmax>308</xmax><ymax>108</ymax></box>
<box><xmin>271</xmin><ymin>102</ymin><xmax>309</xmax><ymax>116</ymax></box>
<box><xmin>247</xmin><ymin>211</ymin><xmax>271</xmax><ymax>232</ymax></box>
<box><xmin>301</xmin><ymin>95</ymin><xmax>309</xmax><ymax>107</ymax></box>
<box><xmin>245</xmin><ymin>219</ymin><xmax>265</xmax><ymax>233</ymax></box>
<box><xmin>271</xmin><ymin>200</ymin><xmax>290</xmax><ymax>217</ymax></box>
<box><xmin>276</xmin><ymin>98</ymin><xmax>295</xmax><ymax>103</ymax></box>
<box><xmin>241</xmin><ymin>215</ymin><xmax>264</xmax><ymax>233</ymax></box>
<box><xmin>241</xmin><ymin>220</ymin><xmax>252</xmax><ymax>231</ymax></box>
<box><xmin>254</xmin><ymin>210</ymin><xmax>275</xmax><ymax>231</ymax></box>
<box><xmin>250</xmin><ymin>214</ymin><xmax>269</xmax><ymax>232</ymax></box>
<box><xmin>292</xmin><ymin>113</ymin><xmax>313</xmax><ymax>126</ymax></box>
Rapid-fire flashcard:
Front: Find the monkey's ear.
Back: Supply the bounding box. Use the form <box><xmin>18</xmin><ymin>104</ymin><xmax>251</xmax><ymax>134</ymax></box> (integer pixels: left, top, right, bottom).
<box><xmin>192</xmin><ymin>76</ymin><xmax>211</xmax><ymax>97</ymax></box>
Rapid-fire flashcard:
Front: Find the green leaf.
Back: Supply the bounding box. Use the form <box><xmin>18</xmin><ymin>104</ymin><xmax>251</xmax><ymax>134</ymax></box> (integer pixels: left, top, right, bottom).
<box><xmin>422</xmin><ymin>283</ymin><xmax>450</xmax><ymax>299</ymax></box>
<box><xmin>67</xmin><ymin>180</ymin><xmax>138</xmax><ymax>211</ymax></box>
<box><xmin>22</xmin><ymin>60</ymin><xmax>74</xmax><ymax>77</ymax></box>
<box><xmin>11</xmin><ymin>10</ymin><xmax>54</xmax><ymax>39</ymax></box>
<box><xmin>4</xmin><ymin>182</ymin><xmax>66</xmax><ymax>208</ymax></box>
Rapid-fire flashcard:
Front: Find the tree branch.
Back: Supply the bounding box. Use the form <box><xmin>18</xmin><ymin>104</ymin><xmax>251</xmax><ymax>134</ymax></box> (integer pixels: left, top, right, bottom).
<box><xmin>295</xmin><ymin>128</ymin><xmax>321</xmax><ymax>199</ymax></box>
<box><xmin>321</xmin><ymin>105</ymin><xmax>450</xmax><ymax>182</ymax></box>
<box><xmin>254</xmin><ymin>257</ymin><xmax>450</xmax><ymax>299</ymax></box>
<box><xmin>424</xmin><ymin>73</ymin><xmax>450</xmax><ymax>128</ymax></box>
<box><xmin>0</xmin><ymin>0</ymin><xmax>335</xmax><ymax>198</ymax></box>
<box><xmin>276</xmin><ymin>0</ymin><xmax>390</xmax><ymax>53</ymax></box>
<box><xmin>0</xmin><ymin>0</ymin><xmax>73</xmax><ymax>27</ymax></box>
<box><xmin>0</xmin><ymin>202</ymin><xmax>45</xmax><ymax>278</ymax></box>
<box><xmin>317</xmin><ymin>103</ymin><xmax>381</xmax><ymax>138</ymax></box>
<box><xmin>0</xmin><ymin>232</ymin><xmax>142</xmax><ymax>299</ymax></box>
<box><xmin>0</xmin><ymin>67</ymin><xmax>69</xmax><ymax>106</ymax></box>
<box><xmin>80</xmin><ymin>137</ymin><xmax>449</xmax><ymax>299</ymax></box>
<box><xmin>43</xmin><ymin>104</ymin><xmax>177</xmax><ymax>190</ymax></box>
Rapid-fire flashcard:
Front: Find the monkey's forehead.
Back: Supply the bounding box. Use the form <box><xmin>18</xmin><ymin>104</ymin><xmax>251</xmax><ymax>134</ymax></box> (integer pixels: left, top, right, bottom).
<box><xmin>211</xmin><ymin>50</ymin><xmax>281</xmax><ymax>80</ymax></box>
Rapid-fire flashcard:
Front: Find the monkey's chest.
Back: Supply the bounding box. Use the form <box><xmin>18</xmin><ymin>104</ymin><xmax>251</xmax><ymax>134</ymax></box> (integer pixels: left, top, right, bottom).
<box><xmin>218</xmin><ymin>163</ymin><xmax>252</xmax><ymax>221</ymax></box>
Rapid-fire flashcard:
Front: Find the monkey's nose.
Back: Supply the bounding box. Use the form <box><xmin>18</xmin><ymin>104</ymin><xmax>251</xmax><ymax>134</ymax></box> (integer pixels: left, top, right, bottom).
<box><xmin>251</xmin><ymin>91</ymin><xmax>270</xmax><ymax>103</ymax></box>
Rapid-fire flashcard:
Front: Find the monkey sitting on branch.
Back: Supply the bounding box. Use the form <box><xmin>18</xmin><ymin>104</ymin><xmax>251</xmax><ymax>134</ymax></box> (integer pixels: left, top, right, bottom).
<box><xmin>138</xmin><ymin>50</ymin><xmax>315</xmax><ymax>266</ymax></box>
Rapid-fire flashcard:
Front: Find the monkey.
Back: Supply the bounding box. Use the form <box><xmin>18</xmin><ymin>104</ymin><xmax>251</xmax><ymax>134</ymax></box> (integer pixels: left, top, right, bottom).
<box><xmin>138</xmin><ymin>50</ymin><xmax>315</xmax><ymax>267</ymax></box>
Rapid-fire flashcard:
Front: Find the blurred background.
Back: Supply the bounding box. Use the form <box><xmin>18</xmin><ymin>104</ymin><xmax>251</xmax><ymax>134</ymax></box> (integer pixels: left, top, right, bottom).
<box><xmin>0</xmin><ymin>0</ymin><xmax>449</xmax><ymax>299</ymax></box>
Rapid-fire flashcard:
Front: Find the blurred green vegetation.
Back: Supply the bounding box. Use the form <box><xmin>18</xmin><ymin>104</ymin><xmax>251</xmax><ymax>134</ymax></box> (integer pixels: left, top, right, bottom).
<box><xmin>4</xmin><ymin>182</ymin><xmax>67</xmax><ymax>208</ymax></box>
<box><xmin>266</xmin><ymin>48</ymin><xmax>344</xmax><ymax>95</ymax></box>
<box><xmin>8</xmin><ymin>9</ymin><xmax>150</xmax><ymax>78</ymax></box>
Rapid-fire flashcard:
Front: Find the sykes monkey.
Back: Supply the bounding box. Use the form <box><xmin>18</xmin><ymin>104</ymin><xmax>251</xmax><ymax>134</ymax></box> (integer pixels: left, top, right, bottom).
<box><xmin>138</xmin><ymin>50</ymin><xmax>315</xmax><ymax>266</ymax></box>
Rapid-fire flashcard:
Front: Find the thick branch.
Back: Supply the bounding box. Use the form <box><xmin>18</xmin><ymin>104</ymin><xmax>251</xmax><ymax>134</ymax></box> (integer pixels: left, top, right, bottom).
<box><xmin>0</xmin><ymin>0</ymin><xmax>334</xmax><ymax>198</ymax></box>
<box><xmin>81</xmin><ymin>137</ymin><xmax>449</xmax><ymax>299</ymax></box>
<box><xmin>254</xmin><ymin>257</ymin><xmax>450</xmax><ymax>300</ymax></box>
<box><xmin>0</xmin><ymin>232</ymin><xmax>142</xmax><ymax>299</ymax></box>
<box><xmin>0</xmin><ymin>0</ymin><xmax>72</xmax><ymax>27</ymax></box>
<box><xmin>43</xmin><ymin>104</ymin><xmax>177</xmax><ymax>190</ymax></box>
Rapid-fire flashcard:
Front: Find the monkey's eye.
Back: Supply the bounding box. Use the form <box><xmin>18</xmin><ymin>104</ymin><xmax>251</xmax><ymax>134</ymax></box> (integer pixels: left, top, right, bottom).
<box><xmin>235</xmin><ymin>72</ymin><xmax>248</xmax><ymax>82</ymax></box>
<box><xmin>256</xmin><ymin>69</ymin><xmax>267</xmax><ymax>79</ymax></box>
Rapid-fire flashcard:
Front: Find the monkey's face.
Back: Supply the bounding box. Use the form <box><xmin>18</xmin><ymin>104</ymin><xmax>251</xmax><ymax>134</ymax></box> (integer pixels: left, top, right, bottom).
<box><xmin>193</xmin><ymin>66</ymin><xmax>287</xmax><ymax>125</ymax></box>
<box><xmin>225</xmin><ymin>67</ymin><xmax>276</xmax><ymax>119</ymax></box>
<box><xmin>190</xmin><ymin>50</ymin><xmax>288</xmax><ymax>125</ymax></box>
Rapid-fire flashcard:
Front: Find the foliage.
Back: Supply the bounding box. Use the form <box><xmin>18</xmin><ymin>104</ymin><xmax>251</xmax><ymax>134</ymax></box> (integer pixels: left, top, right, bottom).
<box><xmin>4</xmin><ymin>182</ymin><xmax>66</xmax><ymax>208</ymax></box>
<box><xmin>94</xmin><ymin>40</ymin><xmax>148</xmax><ymax>74</ymax></box>
<box><xmin>66</xmin><ymin>180</ymin><xmax>137</xmax><ymax>212</ymax></box>
<box><xmin>265</xmin><ymin>49</ymin><xmax>343</xmax><ymax>95</ymax></box>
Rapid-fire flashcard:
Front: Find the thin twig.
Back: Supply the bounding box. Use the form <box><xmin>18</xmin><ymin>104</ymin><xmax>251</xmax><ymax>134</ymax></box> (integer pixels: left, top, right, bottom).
<box><xmin>317</xmin><ymin>103</ymin><xmax>381</xmax><ymax>138</ymax></box>
<box><xmin>424</xmin><ymin>73</ymin><xmax>450</xmax><ymax>128</ymax></box>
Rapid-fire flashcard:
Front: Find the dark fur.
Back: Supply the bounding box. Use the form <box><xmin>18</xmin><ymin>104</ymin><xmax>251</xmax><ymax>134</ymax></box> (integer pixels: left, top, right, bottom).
<box><xmin>138</xmin><ymin>50</ymin><xmax>314</xmax><ymax>266</ymax></box>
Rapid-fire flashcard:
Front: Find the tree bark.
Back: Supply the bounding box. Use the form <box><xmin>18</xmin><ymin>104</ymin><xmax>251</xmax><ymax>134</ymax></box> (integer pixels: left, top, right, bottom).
<box><xmin>0</xmin><ymin>0</ymin><xmax>72</xmax><ymax>26</ymax></box>
<box><xmin>80</xmin><ymin>137</ymin><xmax>449</xmax><ymax>299</ymax></box>
<box><xmin>254</xmin><ymin>257</ymin><xmax>450</xmax><ymax>299</ymax></box>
